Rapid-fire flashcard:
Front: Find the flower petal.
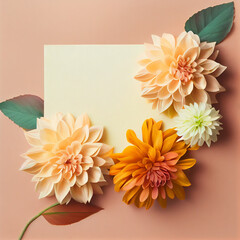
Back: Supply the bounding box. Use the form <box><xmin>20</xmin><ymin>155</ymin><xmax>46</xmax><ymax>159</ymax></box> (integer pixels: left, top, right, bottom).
<box><xmin>142</xmin><ymin>118</ymin><xmax>155</xmax><ymax>145</ymax></box>
<box><xmin>135</xmin><ymin>72</ymin><xmax>155</xmax><ymax>82</ymax></box>
<box><xmin>167</xmin><ymin>80</ymin><xmax>180</xmax><ymax>93</ymax></box>
<box><xmin>71</xmin><ymin>141</ymin><xmax>82</xmax><ymax>155</ymax></box>
<box><xmin>76</xmin><ymin>171</ymin><xmax>88</xmax><ymax>186</ymax></box>
<box><xmin>36</xmin><ymin>178</ymin><xmax>55</xmax><ymax>199</ymax></box>
<box><xmin>74</xmin><ymin>113</ymin><xmax>90</xmax><ymax>130</ymax></box>
<box><xmin>93</xmin><ymin>156</ymin><xmax>106</xmax><ymax>166</ymax></box>
<box><xmin>146</xmin><ymin>60</ymin><xmax>166</xmax><ymax>74</ymax></box>
<box><xmin>205</xmin><ymin>75</ymin><xmax>222</xmax><ymax>92</ymax></box>
<box><xmin>62</xmin><ymin>113</ymin><xmax>75</xmax><ymax>134</ymax></box>
<box><xmin>122</xmin><ymin>178</ymin><xmax>138</xmax><ymax>191</ymax></box>
<box><xmin>24</xmin><ymin>129</ymin><xmax>41</xmax><ymax>146</ymax></box>
<box><xmin>193</xmin><ymin>74</ymin><xmax>207</xmax><ymax>89</ymax></box>
<box><xmin>158</xmin><ymin>86</ymin><xmax>171</xmax><ymax>99</ymax></box>
<box><xmin>152</xmin><ymin>34</ymin><xmax>161</xmax><ymax>46</ymax></box>
<box><xmin>200</xmin><ymin>60</ymin><xmax>219</xmax><ymax>74</ymax></box>
<box><xmin>166</xmin><ymin>187</ymin><xmax>175</xmax><ymax>199</ymax></box>
<box><xmin>20</xmin><ymin>159</ymin><xmax>42</xmax><ymax>173</ymax></box>
<box><xmin>142</xmin><ymin>87</ymin><xmax>159</xmax><ymax>99</ymax></box>
<box><xmin>172</xmin><ymin>89</ymin><xmax>182</xmax><ymax>102</ymax></box>
<box><xmin>190</xmin><ymin>88</ymin><xmax>208</xmax><ymax>104</ymax></box>
<box><xmin>98</xmin><ymin>144</ymin><xmax>113</xmax><ymax>157</ymax></box>
<box><xmin>183</xmin><ymin>47</ymin><xmax>199</xmax><ymax>63</ymax></box>
<box><xmin>88</xmin><ymin>167</ymin><xmax>102</xmax><ymax>183</ymax></box>
<box><xmin>158</xmin><ymin>97</ymin><xmax>173</xmax><ymax>113</ymax></box>
<box><xmin>35</xmin><ymin>164</ymin><xmax>54</xmax><ymax>178</ymax></box>
<box><xmin>37</xmin><ymin>117</ymin><xmax>54</xmax><ymax>131</ymax></box>
<box><xmin>212</xmin><ymin>64</ymin><xmax>226</xmax><ymax>77</ymax></box>
<box><xmin>87</xmin><ymin>126</ymin><xmax>103</xmax><ymax>143</ymax></box>
<box><xmin>139</xmin><ymin>187</ymin><xmax>149</xmax><ymax>202</ymax></box>
<box><xmin>210</xmin><ymin>50</ymin><xmax>219</xmax><ymax>61</ymax></box>
<box><xmin>152</xmin><ymin>127</ymin><xmax>163</xmax><ymax>150</ymax></box>
<box><xmin>173</xmin><ymin>101</ymin><xmax>184</xmax><ymax>113</ymax></box>
<box><xmin>71</xmin><ymin>125</ymin><xmax>89</xmax><ymax>144</ymax></box>
<box><xmin>174</xmin><ymin>170</ymin><xmax>191</xmax><ymax>186</ymax></box>
<box><xmin>126</xmin><ymin>130</ymin><xmax>150</xmax><ymax>152</ymax></box>
<box><xmin>26</xmin><ymin>149</ymin><xmax>54</xmax><ymax>163</ymax></box>
<box><xmin>111</xmin><ymin>145</ymin><xmax>144</xmax><ymax>163</ymax></box>
<box><xmin>160</xmin><ymin>37</ymin><xmax>174</xmax><ymax>55</ymax></box>
<box><xmin>155</xmin><ymin>72</ymin><xmax>172</xmax><ymax>86</ymax></box>
<box><xmin>163</xmin><ymin>152</ymin><xmax>178</xmax><ymax>160</ymax></box>
<box><xmin>57</xmin><ymin>120</ymin><xmax>70</xmax><ymax>140</ymax></box>
<box><xmin>70</xmin><ymin>183</ymin><xmax>93</xmax><ymax>203</ymax></box>
<box><xmin>175</xmin><ymin>32</ymin><xmax>195</xmax><ymax>56</ymax></box>
<box><xmin>161</xmin><ymin>134</ymin><xmax>178</xmax><ymax>154</ymax></box>
<box><xmin>40</xmin><ymin>129</ymin><xmax>58</xmax><ymax>144</ymax></box>
<box><xmin>122</xmin><ymin>186</ymin><xmax>141</xmax><ymax>203</ymax></box>
<box><xmin>172</xmin><ymin>183</ymin><xmax>185</xmax><ymax>200</ymax></box>
<box><xmin>138</xmin><ymin>59</ymin><xmax>152</xmax><ymax>66</ymax></box>
<box><xmin>80</xmin><ymin>143</ymin><xmax>102</xmax><ymax>157</ymax></box>
<box><xmin>54</xmin><ymin>179</ymin><xmax>70</xmax><ymax>204</ymax></box>
<box><xmin>180</xmin><ymin>81</ymin><xmax>193</xmax><ymax>96</ymax></box>
<box><xmin>157</xmin><ymin>196</ymin><xmax>167</xmax><ymax>208</ymax></box>
<box><xmin>199</xmin><ymin>42</ymin><xmax>215</xmax><ymax>59</ymax></box>
<box><xmin>177</xmin><ymin>158</ymin><xmax>196</xmax><ymax>170</ymax></box>
<box><xmin>162</xmin><ymin>33</ymin><xmax>175</xmax><ymax>49</ymax></box>
<box><xmin>152</xmin><ymin>187</ymin><xmax>159</xmax><ymax>199</ymax></box>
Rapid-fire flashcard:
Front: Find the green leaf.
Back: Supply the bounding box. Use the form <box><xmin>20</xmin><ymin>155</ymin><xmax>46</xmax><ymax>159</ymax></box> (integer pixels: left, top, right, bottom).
<box><xmin>185</xmin><ymin>2</ymin><xmax>234</xmax><ymax>44</ymax></box>
<box><xmin>42</xmin><ymin>201</ymin><xmax>103</xmax><ymax>225</ymax></box>
<box><xmin>0</xmin><ymin>95</ymin><xmax>43</xmax><ymax>130</ymax></box>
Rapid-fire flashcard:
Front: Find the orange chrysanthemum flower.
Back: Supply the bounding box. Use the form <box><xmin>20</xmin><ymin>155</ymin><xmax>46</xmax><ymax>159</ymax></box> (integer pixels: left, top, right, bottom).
<box><xmin>110</xmin><ymin>118</ymin><xmax>197</xmax><ymax>209</ymax></box>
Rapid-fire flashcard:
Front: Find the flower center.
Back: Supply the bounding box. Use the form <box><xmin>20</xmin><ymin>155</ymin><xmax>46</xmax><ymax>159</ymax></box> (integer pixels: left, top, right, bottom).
<box><xmin>142</xmin><ymin>156</ymin><xmax>173</xmax><ymax>190</ymax></box>
<box><xmin>195</xmin><ymin>119</ymin><xmax>203</xmax><ymax>127</ymax></box>
<box><xmin>146</xmin><ymin>163</ymin><xmax>171</xmax><ymax>188</ymax></box>
<box><xmin>59</xmin><ymin>154</ymin><xmax>83</xmax><ymax>177</ymax></box>
<box><xmin>171</xmin><ymin>56</ymin><xmax>194</xmax><ymax>84</ymax></box>
<box><xmin>194</xmin><ymin>115</ymin><xmax>206</xmax><ymax>128</ymax></box>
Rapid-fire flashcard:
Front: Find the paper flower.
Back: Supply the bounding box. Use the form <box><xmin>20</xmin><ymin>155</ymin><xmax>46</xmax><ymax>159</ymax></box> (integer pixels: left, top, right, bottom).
<box><xmin>175</xmin><ymin>103</ymin><xmax>222</xmax><ymax>147</ymax></box>
<box><xmin>110</xmin><ymin>118</ymin><xmax>197</xmax><ymax>209</ymax></box>
<box><xmin>135</xmin><ymin>31</ymin><xmax>226</xmax><ymax>116</ymax></box>
<box><xmin>21</xmin><ymin>113</ymin><xmax>114</xmax><ymax>204</ymax></box>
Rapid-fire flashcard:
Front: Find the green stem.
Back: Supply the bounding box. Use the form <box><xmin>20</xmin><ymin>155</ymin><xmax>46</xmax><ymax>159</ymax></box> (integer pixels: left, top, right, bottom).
<box><xmin>19</xmin><ymin>202</ymin><xmax>60</xmax><ymax>240</ymax></box>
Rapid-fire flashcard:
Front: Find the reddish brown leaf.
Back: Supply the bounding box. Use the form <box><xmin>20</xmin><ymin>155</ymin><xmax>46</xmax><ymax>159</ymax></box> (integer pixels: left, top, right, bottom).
<box><xmin>42</xmin><ymin>201</ymin><xmax>103</xmax><ymax>225</ymax></box>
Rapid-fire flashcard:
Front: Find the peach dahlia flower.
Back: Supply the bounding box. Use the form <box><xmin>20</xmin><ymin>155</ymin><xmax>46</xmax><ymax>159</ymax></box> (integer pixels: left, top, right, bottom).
<box><xmin>110</xmin><ymin>118</ymin><xmax>197</xmax><ymax>209</ymax></box>
<box><xmin>21</xmin><ymin>113</ymin><xmax>113</xmax><ymax>204</ymax></box>
<box><xmin>135</xmin><ymin>31</ymin><xmax>226</xmax><ymax>116</ymax></box>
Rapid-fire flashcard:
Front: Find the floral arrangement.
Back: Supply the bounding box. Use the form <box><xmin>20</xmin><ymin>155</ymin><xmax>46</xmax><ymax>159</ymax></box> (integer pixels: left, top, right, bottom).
<box><xmin>0</xmin><ymin>2</ymin><xmax>235</xmax><ymax>239</ymax></box>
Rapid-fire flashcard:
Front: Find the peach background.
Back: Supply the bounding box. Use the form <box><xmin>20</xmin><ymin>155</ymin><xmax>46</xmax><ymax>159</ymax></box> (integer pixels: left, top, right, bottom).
<box><xmin>0</xmin><ymin>0</ymin><xmax>240</xmax><ymax>239</ymax></box>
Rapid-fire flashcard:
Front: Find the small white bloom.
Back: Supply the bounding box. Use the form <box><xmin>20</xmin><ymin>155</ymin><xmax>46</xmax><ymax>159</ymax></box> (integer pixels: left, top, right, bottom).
<box><xmin>175</xmin><ymin>103</ymin><xmax>222</xmax><ymax>147</ymax></box>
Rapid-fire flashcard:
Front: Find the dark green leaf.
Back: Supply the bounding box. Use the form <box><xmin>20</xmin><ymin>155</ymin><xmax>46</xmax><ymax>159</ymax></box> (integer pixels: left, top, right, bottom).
<box><xmin>0</xmin><ymin>95</ymin><xmax>43</xmax><ymax>130</ymax></box>
<box><xmin>185</xmin><ymin>2</ymin><xmax>234</xmax><ymax>44</ymax></box>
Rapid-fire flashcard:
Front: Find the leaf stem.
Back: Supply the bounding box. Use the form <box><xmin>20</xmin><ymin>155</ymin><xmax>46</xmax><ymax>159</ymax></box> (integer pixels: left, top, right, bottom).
<box><xmin>19</xmin><ymin>202</ymin><xmax>60</xmax><ymax>240</ymax></box>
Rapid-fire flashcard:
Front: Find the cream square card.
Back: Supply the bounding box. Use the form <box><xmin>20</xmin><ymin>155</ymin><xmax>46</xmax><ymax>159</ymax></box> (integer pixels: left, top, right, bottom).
<box><xmin>44</xmin><ymin>45</ymin><xmax>174</xmax><ymax>152</ymax></box>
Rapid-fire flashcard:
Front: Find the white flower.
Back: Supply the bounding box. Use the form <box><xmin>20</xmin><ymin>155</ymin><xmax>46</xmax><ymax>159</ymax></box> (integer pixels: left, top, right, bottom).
<box><xmin>175</xmin><ymin>103</ymin><xmax>222</xmax><ymax>147</ymax></box>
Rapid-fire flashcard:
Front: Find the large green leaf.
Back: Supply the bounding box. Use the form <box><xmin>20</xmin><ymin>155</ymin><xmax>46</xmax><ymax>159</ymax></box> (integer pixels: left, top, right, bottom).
<box><xmin>42</xmin><ymin>201</ymin><xmax>103</xmax><ymax>225</ymax></box>
<box><xmin>185</xmin><ymin>2</ymin><xmax>234</xmax><ymax>44</ymax></box>
<box><xmin>0</xmin><ymin>95</ymin><xmax>43</xmax><ymax>130</ymax></box>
